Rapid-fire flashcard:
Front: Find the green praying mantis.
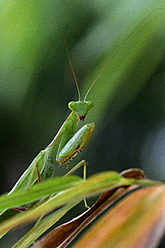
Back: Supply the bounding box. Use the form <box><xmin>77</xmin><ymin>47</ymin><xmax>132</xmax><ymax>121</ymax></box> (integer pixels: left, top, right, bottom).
<box><xmin>1</xmin><ymin>11</ymin><xmax>157</xmax><ymax>217</ymax></box>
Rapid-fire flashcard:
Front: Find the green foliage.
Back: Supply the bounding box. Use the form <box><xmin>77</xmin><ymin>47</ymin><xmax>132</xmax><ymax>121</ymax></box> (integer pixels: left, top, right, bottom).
<box><xmin>0</xmin><ymin>171</ymin><xmax>162</xmax><ymax>247</ymax></box>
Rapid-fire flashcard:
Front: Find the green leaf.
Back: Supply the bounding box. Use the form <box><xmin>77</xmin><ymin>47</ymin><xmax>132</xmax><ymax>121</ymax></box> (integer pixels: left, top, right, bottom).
<box><xmin>0</xmin><ymin>175</ymin><xmax>82</xmax><ymax>212</ymax></box>
<box><xmin>0</xmin><ymin>171</ymin><xmax>161</xmax><ymax>236</ymax></box>
<box><xmin>12</xmin><ymin>201</ymin><xmax>80</xmax><ymax>248</ymax></box>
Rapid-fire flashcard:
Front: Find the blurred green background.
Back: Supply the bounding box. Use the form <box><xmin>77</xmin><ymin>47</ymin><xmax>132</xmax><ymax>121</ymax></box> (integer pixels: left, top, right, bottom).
<box><xmin>0</xmin><ymin>0</ymin><xmax>165</xmax><ymax>246</ymax></box>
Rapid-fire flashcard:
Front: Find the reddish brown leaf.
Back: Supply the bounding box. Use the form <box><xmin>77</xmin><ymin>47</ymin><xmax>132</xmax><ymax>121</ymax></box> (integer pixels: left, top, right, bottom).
<box><xmin>120</xmin><ymin>168</ymin><xmax>146</xmax><ymax>179</ymax></box>
<box><xmin>74</xmin><ymin>186</ymin><xmax>165</xmax><ymax>248</ymax></box>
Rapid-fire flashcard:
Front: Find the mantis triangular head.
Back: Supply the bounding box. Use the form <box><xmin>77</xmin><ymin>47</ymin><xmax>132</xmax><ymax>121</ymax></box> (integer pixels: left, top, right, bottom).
<box><xmin>68</xmin><ymin>101</ymin><xmax>94</xmax><ymax>121</ymax></box>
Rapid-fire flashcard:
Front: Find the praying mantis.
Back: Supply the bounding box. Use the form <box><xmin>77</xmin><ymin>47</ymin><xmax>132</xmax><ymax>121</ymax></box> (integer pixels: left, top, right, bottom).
<box><xmin>0</xmin><ymin>11</ymin><xmax>157</xmax><ymax>217</ymax></box>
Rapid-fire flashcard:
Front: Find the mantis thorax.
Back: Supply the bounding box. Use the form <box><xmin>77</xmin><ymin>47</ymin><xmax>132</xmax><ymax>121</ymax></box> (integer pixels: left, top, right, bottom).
<box><xmin>68</xmin><ymin>101</ymin><xmax>94</xmax><ymax>121</ymax></box>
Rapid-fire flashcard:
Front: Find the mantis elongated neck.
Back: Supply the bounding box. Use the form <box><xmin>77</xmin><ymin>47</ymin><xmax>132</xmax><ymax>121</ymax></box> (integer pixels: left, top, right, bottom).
<box><xmin>46</xmin><ymin>111</ymin><xmax>79</xmax><ymax>150</ymax></box>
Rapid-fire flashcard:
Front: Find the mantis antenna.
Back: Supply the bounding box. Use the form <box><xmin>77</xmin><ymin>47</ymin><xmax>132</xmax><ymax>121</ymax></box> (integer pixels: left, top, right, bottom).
<box><xmin>57</xmin><ymin>21</ymin><xmax>81</xmax><ymax>101</ymax></box>
<box><xmin>83</xmin><ymin>9</ymin><xmax>160</xmax><ymax>101</ymax></box>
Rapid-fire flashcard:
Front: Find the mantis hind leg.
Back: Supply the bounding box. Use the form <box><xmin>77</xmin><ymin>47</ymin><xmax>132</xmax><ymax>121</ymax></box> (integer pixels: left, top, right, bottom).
<box><xmin>64</xmin><ymin>160</ymin><xmax>89</xmax><ymax>208</ymax></box>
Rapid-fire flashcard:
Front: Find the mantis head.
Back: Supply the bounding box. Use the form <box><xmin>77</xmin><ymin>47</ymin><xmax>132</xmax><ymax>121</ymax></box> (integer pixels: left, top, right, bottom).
<box><xmin>68</xmin><ymin>101</ymin><xmax>94</xmax><ymax>121</ymax></box>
